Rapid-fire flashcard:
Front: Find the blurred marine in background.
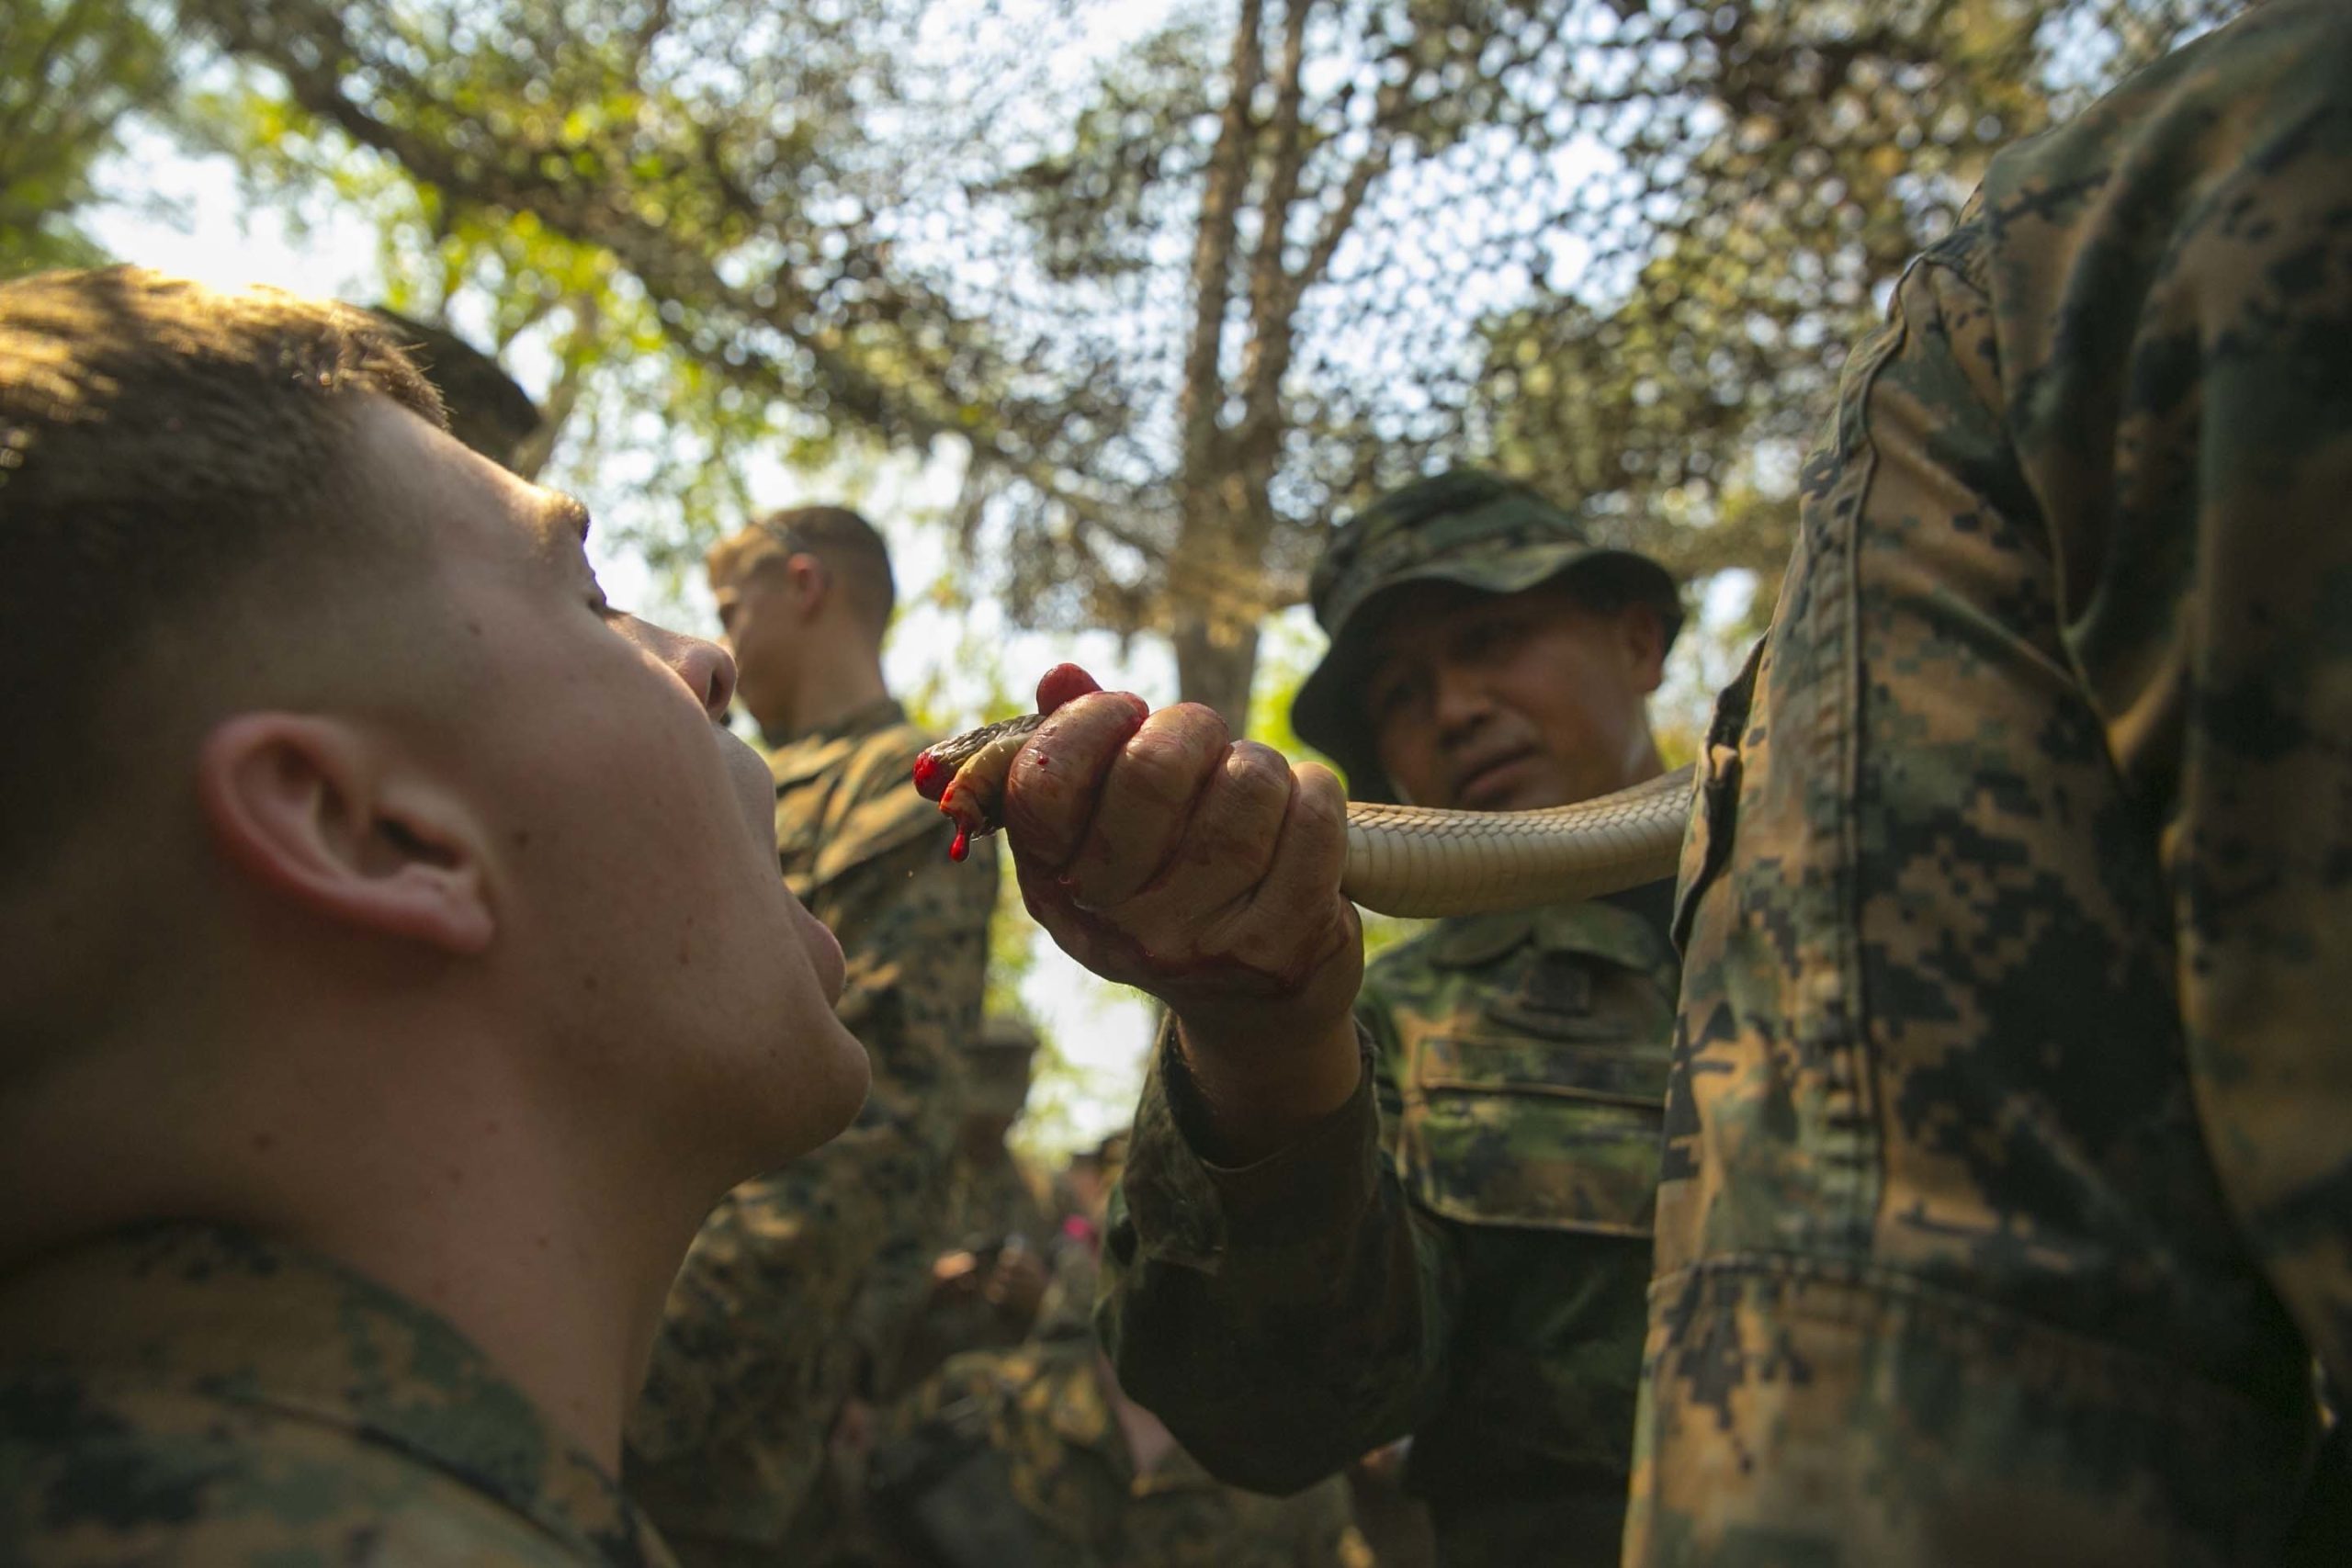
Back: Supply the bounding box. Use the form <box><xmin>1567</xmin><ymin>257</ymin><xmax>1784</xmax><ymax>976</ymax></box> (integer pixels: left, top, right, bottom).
<box><xmin>874</xmin><ymin>1129</ymin><xmax>1374</xmax><ymax>1568</ymax></box>
<box><xmin>626</xmin><ymin>506</ymin><xmax>997</xmax><ymax>1568</ymax></box>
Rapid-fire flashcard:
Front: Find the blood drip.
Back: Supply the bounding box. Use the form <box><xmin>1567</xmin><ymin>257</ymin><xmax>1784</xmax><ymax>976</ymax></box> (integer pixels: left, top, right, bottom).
<box><xmin>949</xmin><ymin>826</ymin><xmax>971</xmax><ymax>863</ymax></box>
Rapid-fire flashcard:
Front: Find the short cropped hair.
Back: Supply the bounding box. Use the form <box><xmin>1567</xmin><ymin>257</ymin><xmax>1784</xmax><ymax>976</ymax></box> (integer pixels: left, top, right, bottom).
<box><xmin>706</xmin><ymin>504</ymin><xmax>897</xmax><ymax>632</ymax></box>
<box><xmin>0</xmin><ymin>266</ymin><xmax>445</xmax><ymax>883</ymax></box>
<box><xmin>366</xmin><ymin>307</ymin><xmax>540</xmax><ymax>466</ymax></box>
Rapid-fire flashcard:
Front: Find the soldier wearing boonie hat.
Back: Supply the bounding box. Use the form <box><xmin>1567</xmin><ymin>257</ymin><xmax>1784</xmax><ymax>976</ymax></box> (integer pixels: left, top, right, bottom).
<box><xmin>1101</xmin><ymin>465</ymin><xmax>1687</xmax><ymax>1565</ymax></box>
<box><xmin>1291</xmin><ymin>467</ymin><xmax>1682</xmax><ymax>801</ymax></box>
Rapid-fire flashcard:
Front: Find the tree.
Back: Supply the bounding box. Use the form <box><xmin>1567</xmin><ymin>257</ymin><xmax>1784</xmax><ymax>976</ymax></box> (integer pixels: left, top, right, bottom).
<box><xmin>181</xmin><ymin>0</ymin><xmax>2240</xmax><ymax>727</ymax></box>
<box><xmin>1471</xmin><ymin>0</ymin><xmax>2237</xmax><ymax>604</ymax></box>
<box><xmin>1</xmin><ymin>0</ymin><xmax>175</xmax><ymax>276</ymax></box>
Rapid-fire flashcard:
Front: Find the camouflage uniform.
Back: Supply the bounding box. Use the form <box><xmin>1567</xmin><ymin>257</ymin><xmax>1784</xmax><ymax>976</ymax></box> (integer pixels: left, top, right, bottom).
<box><xmin>0</xmin><ymin>1223</ymin><xmax>673</xmax><ymax>1566</ymax></box>
<box><xmin>942</xmin><ymin>1153</ymin><xmax>1057</xmax><ymax>1263</ymax></box>
<box><xmin>1631</xmin><ymin>3</ymin><xmax>2352</xmax><ymax>1561</ymax></box>
<box><xmin>1102</xmin><ymin>472</ymin><xmax>1683</xmax><ymax>1564</ymax></box>
<box><xmin>872</xmin><ymin>1337</ymin><xmax>1374</xmax><ymax>1568</ymax></box>
<box><xmin>887</xmin><ymin>1150</ymin><xmax>1063</xmax><ymax>1403</ymax></box>
<box><xmin>628</xmin><ymin>697</ymin><xmax>995</xmax><ymax>1563</ymax></box>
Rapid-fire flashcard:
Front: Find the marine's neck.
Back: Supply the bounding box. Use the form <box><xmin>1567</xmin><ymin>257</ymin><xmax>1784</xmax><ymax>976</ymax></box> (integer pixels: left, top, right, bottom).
<box><xmin>792</xmin><ymin>666</ymin><xmax>890</xmax><ymax>739</ymax></box>
<box><xmin>290</xmin><ymin>1099</ymin><xmax>692</xmax><ymax>1472</ymax></box>
<box><xmin>772</xmin><ymin>636</ymin><xmax>890</xmax><ymax>742</ymax></box>
<box><xmin>0</xmin><ymin>1011</ymin><xmax>710</xmax><ymax>1474</ymax></box>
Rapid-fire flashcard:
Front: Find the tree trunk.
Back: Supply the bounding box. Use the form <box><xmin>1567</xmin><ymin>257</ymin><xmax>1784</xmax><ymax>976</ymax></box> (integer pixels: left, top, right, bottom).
<box><xmin>1170</xmin><ymin>612</ymin><xmax>1261</xmax><ymax>737</ymax></box>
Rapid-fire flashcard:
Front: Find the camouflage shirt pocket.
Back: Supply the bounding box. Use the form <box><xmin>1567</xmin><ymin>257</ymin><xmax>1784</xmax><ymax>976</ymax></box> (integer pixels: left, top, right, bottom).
<box><xmin>1399</xmin><ymin>993</ymin><xmax>1669</xmax><ymax>1238</ymax></box>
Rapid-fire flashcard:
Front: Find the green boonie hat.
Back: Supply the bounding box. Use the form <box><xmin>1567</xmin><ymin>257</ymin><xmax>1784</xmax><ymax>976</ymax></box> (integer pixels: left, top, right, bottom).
<box><xmin>1291</xmin><ymin>468</ymin><xmax>1681</xmax><ymax>803</ymax></box>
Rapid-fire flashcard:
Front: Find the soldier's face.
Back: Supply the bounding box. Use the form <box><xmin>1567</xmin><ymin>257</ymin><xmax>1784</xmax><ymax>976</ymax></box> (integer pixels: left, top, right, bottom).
<box><xmin>346</xmin><ymin>402</ymin><xmax>868</xmax><ymax>1171</ymax></box>
<box><xmin>1364</xmin><ymin>578</ymin><xmax>1666</xmax><ymax>812</ymax></box>
<box><xmin>711</xmin><ymin>561</ymin><xmax>804</xmax><ymax>738</ymax></box>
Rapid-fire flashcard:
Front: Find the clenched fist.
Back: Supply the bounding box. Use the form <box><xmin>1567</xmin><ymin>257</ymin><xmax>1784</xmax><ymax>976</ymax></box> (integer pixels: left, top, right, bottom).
<box><xmin>1001</xmin><ymin>664</ymin><xmax>1365</xmax><ymax>1155</ymax></box>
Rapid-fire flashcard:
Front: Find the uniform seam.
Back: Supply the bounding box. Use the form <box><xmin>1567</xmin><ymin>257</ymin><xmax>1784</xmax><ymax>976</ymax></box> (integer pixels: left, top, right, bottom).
<box><xmin>1822</xmin><ymin>258</ymin><xmax>1928</xmax><ymax>1258</ymax></box>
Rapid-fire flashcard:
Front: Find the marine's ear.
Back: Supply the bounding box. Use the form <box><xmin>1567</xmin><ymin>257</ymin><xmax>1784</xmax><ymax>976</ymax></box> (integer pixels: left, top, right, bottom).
<box><xmin>783</xmin><ymin>551</ymin><xmax>833</xmax><ymax>622</ymax></box>
<box><xmin>195</xmin><ymin>713</ymin><xmax>494</xmax><ymax>955</ymax></box>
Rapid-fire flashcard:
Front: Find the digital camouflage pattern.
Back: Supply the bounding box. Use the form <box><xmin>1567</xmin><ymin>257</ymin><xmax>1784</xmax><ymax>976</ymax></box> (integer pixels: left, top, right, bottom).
<box><xmin>0</xmin><ymin>1223</ymin><xmax>673</xmax><ymax>1566</ymax></box>
<box><xmin>874</xmin><ymin>1337</ymin><xmax>1374</xmax><ymax>1568</ymax></box>
<box><xmin>1289</xmin><ymin>468</ymin><xmax>1680</xmax><ymax>800</ymax></box>
<box><xmin>1102</xmin><ymin>880</ymin><xmax>1676</xmax><ymax>1565</ymax></box>
<box><xmin>942</xmin><ymin>1151</ymin><xmax>1057</xmax><ymax>1258</ymax></box>
<box><xmin>886</xmin><ymin>1150</ymin><xmax>1064</xmax><ymax>1403</ymax></box>
<box><xmin>1630</xmin><ymin>3</ymin><xmax>2352</xmax><ymax>1561</ymax></box>
<box><xmin>627</xmin><ymin>698</ymin><xmax>994</xmax><ymax>1559</ymax></box>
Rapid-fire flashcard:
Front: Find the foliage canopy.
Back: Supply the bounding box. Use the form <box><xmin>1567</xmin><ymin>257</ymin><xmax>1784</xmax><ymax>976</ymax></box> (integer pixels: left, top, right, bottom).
<box><xmin>176</xmin><ymin>0</ymin><xmax>2238</xmax><ymax>723</ymax></box>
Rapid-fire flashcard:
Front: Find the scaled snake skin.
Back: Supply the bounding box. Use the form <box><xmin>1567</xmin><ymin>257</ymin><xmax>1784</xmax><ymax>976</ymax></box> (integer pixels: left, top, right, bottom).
<box><xmin>914</xmin><ymin>712</ymin><xmax>1694</xmax><ymax>919</ymax></box>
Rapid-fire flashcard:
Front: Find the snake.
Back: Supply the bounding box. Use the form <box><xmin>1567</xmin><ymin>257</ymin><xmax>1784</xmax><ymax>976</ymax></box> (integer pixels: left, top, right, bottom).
<box><xmin>912</xmin><ymin>712</ymin><xmax>1695</xmax><ymax>919</ymax></box>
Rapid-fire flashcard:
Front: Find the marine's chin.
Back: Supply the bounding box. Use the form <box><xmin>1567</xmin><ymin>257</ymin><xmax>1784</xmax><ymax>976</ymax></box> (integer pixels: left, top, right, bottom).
<box><xmin>800</xmin><ymin>1020</ymin><xmax>874</xmax><ymax>1150</ymax></box>
<box><xmin>795</xmin><ymin>901</ymin><xmax>847</xmax><ymax>1006</ymax></box>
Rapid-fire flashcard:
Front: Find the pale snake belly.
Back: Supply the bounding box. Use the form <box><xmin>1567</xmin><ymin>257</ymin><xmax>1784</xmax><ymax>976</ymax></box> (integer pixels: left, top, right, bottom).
<box><xmin>913</xmin><ymin>712</ymin><xmax>1694</xmax><ymax>919</ymax></box>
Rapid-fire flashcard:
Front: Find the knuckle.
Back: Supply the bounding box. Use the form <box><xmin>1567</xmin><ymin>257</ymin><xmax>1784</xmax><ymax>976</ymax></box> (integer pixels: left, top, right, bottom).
<box><xmin>1291</xmin><ymin>773</ymin><xmax>1348</xmax><ymax>834</ymax></box>
<box><xmin>1120</xmin><ymin>724</ymin><xmax>1220</xmax><ymax>804</ymax></box>
<box><xmin>1226</xmin><ymin>739</ymin><xmax>1293</xmax><ymax>788</ymax></box>
<box><xmin>1163</xmin><ymin>700</ymin><xmax>1232</xmax><ymax>740</ymax></box>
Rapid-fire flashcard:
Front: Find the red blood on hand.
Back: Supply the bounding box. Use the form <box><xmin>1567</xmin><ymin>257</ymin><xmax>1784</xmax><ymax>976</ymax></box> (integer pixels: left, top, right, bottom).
<box><xmin>1036</xmin><ymin>663</ymin><xmax>1101</xmax><ymax>716</ymax></box>
<box><xmin>911</xmin><ymin>749</ymin><xmax>948</xmax><ymax>802</ymax></box>
<box><xmin>949</xmin><ymin>826</ymin><xmax>971</xmax><ymax>862</ymax></box>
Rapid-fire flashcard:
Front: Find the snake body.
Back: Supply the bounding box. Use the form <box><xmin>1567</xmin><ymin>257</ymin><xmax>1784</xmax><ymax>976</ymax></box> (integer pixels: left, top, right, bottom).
<box><xmin>914</xmin><ymin>714</ymin><xmax>1695</xmax><ymax>919</ymax></box>
<box><xmin>1339</xmin><ymin>763</ymin><xmax>1694</xmax><ymax>917</ymax></box>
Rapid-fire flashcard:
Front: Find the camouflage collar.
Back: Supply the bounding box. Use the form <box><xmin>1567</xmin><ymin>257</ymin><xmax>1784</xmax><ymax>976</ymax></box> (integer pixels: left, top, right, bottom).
<box><xmin>798</xmin><ymin>695</ymin><xmax>907</xmax><ymax>747</ymax></box>
<box><xmin>1429</xmin><ymin>891</ymin><xmax>1673</xmax><ymax>975</ymax></box>
<box><xmin>765</xmin><ymin>697</ymin><xmax>910</xmax><ymax>788</ymax></box>
<box><xmin>0</xmin><ymin>1222</ymin><xmax>673</xmax><ymax>1567</ymax></box>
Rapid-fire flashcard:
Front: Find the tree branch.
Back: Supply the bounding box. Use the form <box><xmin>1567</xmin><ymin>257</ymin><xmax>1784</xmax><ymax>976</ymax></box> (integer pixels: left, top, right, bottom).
<box><xmin>1176</xmin><ymin>0</ymin><xmax>1266</xmax><ymax>496</ymax></box>
<box><xmin>1239</xmin><ymin>0</ymin><xmax>1313</xmax><ymax>401</ymax></box>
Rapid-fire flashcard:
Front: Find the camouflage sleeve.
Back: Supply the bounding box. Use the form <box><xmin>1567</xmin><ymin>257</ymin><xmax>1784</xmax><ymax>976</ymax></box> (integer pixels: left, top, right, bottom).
<box><xmin>1996</xmin><ymin>9</ymin><xmax>2352</xmax><ymax>1391</ymax></box>
<box><xmin>876</xmin><ymin>1348</ymin><xmax>1012</xmax><ymax>1448</ymax></box>
<box><xmin>1096</xmin><ymin>1010</ymin><xmax>1464</xmax><ymax>1495</ymax></box>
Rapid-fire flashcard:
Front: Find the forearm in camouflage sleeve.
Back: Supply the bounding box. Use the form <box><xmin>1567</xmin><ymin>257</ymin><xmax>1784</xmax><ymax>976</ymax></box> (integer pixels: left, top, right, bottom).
<box><xmin>1097</xmin><ymin>1017</ymin><xmax>1463</xmax><ymax>1495</ymax></box>
<box><xmin>1630</xmin><ymin>11</ymin><xmax>2352</xmax><ymax>1558</ymax></box>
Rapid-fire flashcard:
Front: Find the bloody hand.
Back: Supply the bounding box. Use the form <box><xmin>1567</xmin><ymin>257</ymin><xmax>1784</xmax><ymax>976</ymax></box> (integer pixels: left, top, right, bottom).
<box><xmin>998</xmin><ymin>665</ymin><xmax>1364</xmax><ymax>1135</ymax></box>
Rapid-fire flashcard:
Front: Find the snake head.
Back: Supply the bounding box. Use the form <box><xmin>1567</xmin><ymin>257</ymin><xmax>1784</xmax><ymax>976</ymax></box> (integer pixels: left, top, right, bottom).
<box><xmin>911</xmin><ymin>748</ymin><xmax>952</xmax><ymax>803</ymax></box>
<box><xmin>911</xmin><ymin>713</ymin><xmax>1046</xmax><ymax>859</ymax></box>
